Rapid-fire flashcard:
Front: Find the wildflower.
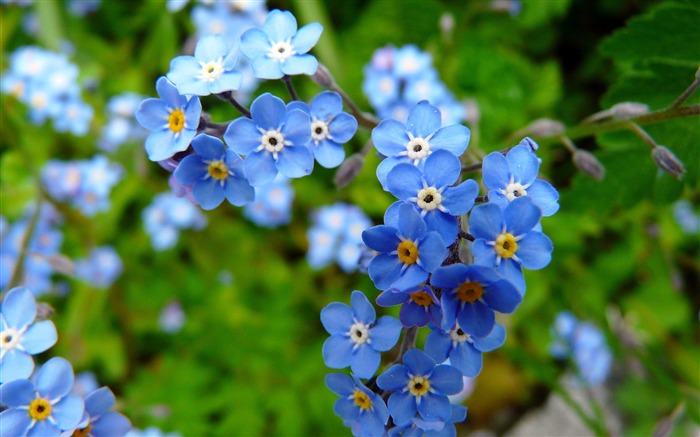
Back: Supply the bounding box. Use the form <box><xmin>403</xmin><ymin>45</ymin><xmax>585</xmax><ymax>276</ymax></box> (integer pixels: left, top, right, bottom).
<box><xmin>325</xmin><ymin>373</ymin><xmax>389</xmax><ymax>437</ymax></box>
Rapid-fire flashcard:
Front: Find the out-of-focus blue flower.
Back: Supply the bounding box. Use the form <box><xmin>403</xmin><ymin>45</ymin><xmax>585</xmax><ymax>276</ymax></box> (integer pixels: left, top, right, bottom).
<box><xmin>321</xmin><ymin>290</ymin><xmax>402</xmax><ymax>379</ymax></box>
<box><xmin>469</xmin><ymin>197</ymin><xmax>553</xmax><ymax>293</ymax></box>
<box><xmin>325</xmin><ymin>373</ymin><xmax>389</xmax><ymax>437</ymax></box>
<box><xmin>72</xmin><ymin>371</ymin><xmax>100</xmax><ymax>398</ymax></box>
<box><xmin>377</xmin><ymin>349</ymin><xmax>463</xmax><ymax>426</ymax></box>
<box><xmin>673</xmin><ymin>200</ymin><xmax>699</xmax><ymax>234</ymax></box>
<box><xmin>135</xmin><ymin>77</ymin><xmax>202</xmax><ymax>162</ymax></box>
<box><xmin>0</xmin><ymin>357</ymin><xmax>85</xmax><ymax>435</ymax></box>
<box><xmin>243</xmin><ymin>175</ymin><xmax>295</xmax><ymax>228</ymax></box>
<box><xmin>126</xmin><ymin>427</ymin><xmax>182</xmax><ymax>437</ymax></box>
<box><xmin>307</xmin><ymin>203</ymin><xmax>371</xmax><ymax>273</ymax></box>
<box><xmin>240</xmin><ymin>9</ymin><xmax>323</xmax><ymax>79</ymax></box>
<box><xmin>74</xmin><ymin>387</ymin><xmax>131</xmax><ymax>437</ymax></box>
<box><xmin>482</xmin><ymin>141</ymin><xmax>559</xmax><ymax>216</ymax></box>
<box><xmin>173</xmin><ymin>134</ymin><xmax>254</xmax><ymax>210</ymax></box>
<box><xmin>425</xmin><ymin>322</ymin><xmax>506</xmax><ymax>377</ymax></box>
<box><xmin>74</xmin><ymin>246</ymin><xmax>123</xmax><ymax>288</ymax></box>
<box><xmin>388</xmin><ymin>403</ymin><xmax>467</xmax><ymax>437</ymax></box>
<box><xmin>0</xmin><ymin>287</ymin><xmax>57</xmax><ymax>382</ymax></box>
<box><xmin>362</xmin><ymin>203</ymin><xmax>447</xmax><ymax>291</ymax></box>
<box><xmin>431</xmin><ymin>264</ymin><xmax>521</xmax><ymax>337</ymax></box>
<box><xmin>372</xmin><ymin>101</ymin><xmax>470</xmax><ymax>190</ymax></box>
<box><xmin>99</xmin><ymin>93</ymin><xmax>149</xmax><ymax>152</ymax></box>
<box><xmin>143</xmin><ymin>192</ymin><xmax>207</xmax><ymax>251</ymax></box>
<box><xmin>52</xmin><ymin>97</ymin><xmax>93</xmax><ymax>135</ymax></box>
<box><xmin>159</xmin><ymin>300</ymin><xmax>186</xmax><ymax>333</ymax></box>
<box><xmin>376</xmin><ymin>285</ymin><xmax>442</xmax><ymax>328</ymax></box>
<box><xmin>386</xmin><ymin>150</ymin><xmax>479</xmax><ymax>243</ymax></box>
<box><xmin>67</xmin><ymin>0</ymin><xmax>101</xmax><ymax>16</ymax></box>
<box><xmin>225</xmin><ymin>92</ymin><xmax>313</xmax><ymax>186</ymax></box>
<box><xmin>167</xmin><ymin>35</ymin><xmax>242</xmax><ymax>96</ymax></box>
<box><xmin>288</xmin><ymin>91</ymin><xmax>358</xmax><ymax>169</ymax></box>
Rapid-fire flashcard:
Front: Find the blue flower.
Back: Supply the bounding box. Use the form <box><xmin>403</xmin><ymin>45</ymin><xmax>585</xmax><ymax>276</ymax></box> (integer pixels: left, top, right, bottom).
<box><xmin>142</xmin><ymin>192</ymin><xmax>207</xmax><ymax>250</ymax></box>
<box><xmin>74</xmin><ymin>387</ymin><xmax>131</xmax><ymax>437</ymax></box>
<box><xmin>307</xmin><ymin>203</ymin><xmax>371</xmax><ymax>273</ymax></box>
<box><xmin>362</xmin><ymin>203</ymin><xmax>447</xmax><ymax>291</ymax></box>
<box><xmin>376</xmin><ymin>349</ymin><xmax>463</xmax><ymax>426</ymax></box>
<box><xmin>74</xmin><ymin>246</ymin><xmax>123</xmax><ymax>288</ymax></box>
<box><xmin>376</xmin><ymin>285</ymin><xmax>442</xmax><ymax>328</ymax></box>
<box><xmin>240</xmin><ymin>9</ymin><xmax>323</xmax><ymax>79</ymax></box>
<box><xmin>430</xmin><ymin>264</ymin><xmax>521</xmax><ymax>337</ymax></box>
<box><xmin>325</xmin><ymin>373</ymin><xmax>389</xmax><ymax>437</ymax></box>
<box><xmin>135</xmin><ymin>77</ymin><xmax>201</xmax><ymax>162</ymax></box>
<box><xmin>224</xmin><ymin>93</ymin><xmax>313</xmax><ymax>186</ymax></box>
<box><xmin>321</xmin><ymin>290</ymin><xmax>402</xmax><ymax>379</ymax></box>
<box><xmin>425</xmin><ymin>322</ymin><xmax>506</xmax><ymax>377</ymax></box>
<box><xmin>0</xmin><ymin>357</ymin><xmax>85</xmax><ymax>435</ymax></box>
<box><xmin>482</xmin><ymin>141</ymin><xmax>559</xmax><ymax>216</ymax></box>
<box><xmin>386</xmin><ymin>149</ymin><xmax>479</xmax><ymax>243</ymax></box>
<box><xmin>243</xmin><ymin>175</ymin><xmax>295</xmax><ymax>228</ymax></box>
<box><xmin>288</xmin><ymin>91</ymin><xmax>358</xmax><ymax>168</ymax></box>
<box><xmin>167</xmin><ymin>35</ymin><xmax>242</xmax><ymax>96</ymax></box>
<box><xmin>388</xmin><ymin>403</ymin><xmax>467</xmax><ymax>437</ymax></box>
<box><xmin>371</xmin><ymin>101</ymin><xmax>470</xmax><ymax>190</ymax></box>
<box><xmin>173</xmin><ymin>134</ymin><xmax>254</xmax><ymax>210</ymax></box>
<box><xmin>0</xmin><ymin>287</ymin><xmax>57</xmax><ymax>382</ymax></box>
<box><xmin>469</xmin><ymin>197</ymin><xmax>553</xmax><ymax>293</ymax></box>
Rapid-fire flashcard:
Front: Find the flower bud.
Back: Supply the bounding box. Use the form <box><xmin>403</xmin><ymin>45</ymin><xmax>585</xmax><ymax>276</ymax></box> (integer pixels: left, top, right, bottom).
<box><xmin>652</xmin><ymin>146</ymin><xmax>685</xmax><ymax>179</ymax></box>
<box><xmin>334</xmin><ymin>153</ymin><xmax>365</xmax><ymax>188</ymax></box>
<box><xmin>572</xmin><ymin>149</ymin><xmax>606</xmax><ymax>180</ymax></box>
<box><xmin>528</xmin><ymin>118</ymin><xmax>565</xmax><ymax>137</ymax></box>
<box><xmin>35</xmin><ymin>302</ymin><xmax>56</xmax><ymax>320</ymax></box>
<box><xmin>45</xmin><ymin>254</ymin><xmax>75</xmax><ymax>276</ymax></box>
<box><xmin>517</xmin><ymin>137</ymin><xmax>539</xmax><ymax>152</ymax></box>
<box><xmin>610</xmin><ymin>102</ymin><xmax>649</xmax><ymax>120</ymax></box>
<box><xmin>311</xmin><ymin>63</ymin><xmax>335</xmax><ymax>88</ymax></box>
<box><xmin>439</xmin><ymin>13</ymin><xmax>455</xmax><ymax>36</ymax></box>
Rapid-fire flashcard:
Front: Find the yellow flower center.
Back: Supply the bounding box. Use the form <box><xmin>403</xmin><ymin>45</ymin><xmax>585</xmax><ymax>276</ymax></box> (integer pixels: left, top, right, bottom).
<box><xmin>352</xmin><ymin>389</ymin><xmax>373</xmax><ymax>410</ymax></box>
<box><xmin>409</xmin><ymin>291</ymin><xmax>432</xmax><ymax>307</ymax></box>
<box><xmin>207</xmin><ymin>160</ymin><xmax>229</xmax><ymax>181</ymax></box>
<box><xmin>495</xmin><ymin>233</ymin><xmax>518</xmax><ymax>259</ymax></box>
<box><xmin>28</xmin><ymin>398</ymin><xmax>52</xmax><ymax>421</ymax></box>
<box><xmin>456</xmin><ymin>281</ymin><xmax>483</xmax><ymax>303</ymax></box>
<box><xmin>73</xmin><ymin>424</ymin><xmax>92</xmax><ymax>437</ymax></box>
<box><xmin>168</xmin><ymin>109</ymin><xmax>185</xmax><ymax>133</ymax></box>
<box><xmin>397</xmin><ymin>240</ymin><xmax>419</xmax><ymax>265</ymax></box>
<box><xmin>408</xmin><ymin>376</ymin><xmax>430</xmax><ymax>397</ymax></box>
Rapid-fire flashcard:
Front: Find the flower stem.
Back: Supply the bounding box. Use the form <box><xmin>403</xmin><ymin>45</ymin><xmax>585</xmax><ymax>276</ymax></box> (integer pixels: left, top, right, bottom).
<box><xmin>625</xmin><ymin>121</ymin><xmax>658</xmax><ymax>150</ymax></box>
<box><xmin>668</xmin><ymin>66</ymin><xmax>700</xmax><ymax>109</ymax></box>
<box><xmin>6</xmin><ymin>197</ymin><xmax>43</xmax><ymax>293</ymax></box>
<box><xmin>283</xmin><ymin>75</ymin><xmax>301</xmax><ymax>101</ymax></box>
<box><xmin>217</xmin><ymin>92</ymin><xmax>251</xmax><ymax>118</ymax></box>
<box><xmin>328</xmin><ymin>83</ymin><xmax>380</xmax><ymax>129</ymax></box>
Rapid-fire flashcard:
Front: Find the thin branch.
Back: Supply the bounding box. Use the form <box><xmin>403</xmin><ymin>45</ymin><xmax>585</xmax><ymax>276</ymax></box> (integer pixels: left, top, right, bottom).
<box><xmin>667</xmin><ymin>66</ymin><xmax>700</xmax><ymax>109</ymax></box>
<box><xmin>283</xmin><ymin>75</ymin><xmax>300</xmax><ymax>101</ymax></box>
<box><xmin>5</xmin><ymin>197</ymin><xmax>43</xmax><ymax>294</ymax></box>
<box><xmin>625</xmin><ymin>121</ymin><xmax>658</xmax><ymax>149</ymax></box>
<box><xmin>329</xmin><ymin>83</ymin><xmax>380</xmax><ymax>129</ymax></box>
<box><xmin>216</xmin><ymin>92</ymin><xmax>251</xmax><ymax>118</ymax></box>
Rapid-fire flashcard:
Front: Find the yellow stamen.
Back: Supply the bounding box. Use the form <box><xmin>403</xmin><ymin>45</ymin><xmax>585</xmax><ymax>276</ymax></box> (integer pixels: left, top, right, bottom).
<box><xmin>456</xmin><ymin>281</ymin><xmax>484</xmax><ymax>303</ymax></box>
<box><xmin>168</xmin><ymin>109</ymin><xmax>185</xmax><ymax>133</ymax></box>
<box><xmin>73</xmin><ymin>424</ymin><xmax>92</xmax><ymax>437</ymax></box>
<box><xmin>408</xmin><ymin>376</ymin><xmax>430</xmax><ymax>397</ymax></box>
<box><xmin>207</xmin><ymin>160</ymin><xmax>229</xmax><ymax>180</ymax></box>
<box><xmin>397</xmin><ymin>240</ymin><xmax>419</xmax><ymax>265</ymax></box>
<box><xmin>28</xmin><ymin>398</ymin><xmax>52</xmax><ymax>421</ymax></box>
<box><xmin>352</xmin><ymin>389</ymin><xmax>373</xmax><ymax>410</ymax></box>
<box><xmin>409</xmin><ymin>291</ymin><xmax>432</xmax><ymax>307</ymax></box>
<box><xmin>495</xmin><ymin>233</ymin><xmax>518</xmax><ymax>259</ymax></box>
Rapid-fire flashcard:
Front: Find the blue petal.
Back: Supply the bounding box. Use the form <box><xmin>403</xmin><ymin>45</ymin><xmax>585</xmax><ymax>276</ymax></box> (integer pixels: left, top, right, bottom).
<box><xmin>224</xmin><ymin>117</ymin><xmax>261</xmax><ymax>155</ymax></box>
<box><xmin>134</xmin><ymin>99</ymin><xmax>169</xmax><ymax>131</ymax></box>
<box><xmin>311</xmin><ymin>91</ymin><xmax>342</xmax><ymax>118</ymax></box>
<box><xmin>376</xmin><ymin>290</ymin><xmax>408</xmax><ymax>307</ymax></box>
<box><xmin>372</xmin><ymin>119</ymin><xmax>408</xmax><ymax>156</ymax></box>
<box><xmin>328</xmin><ymin>112</ymin><xmax>358</xmax><ymax>143</ymax></box>
<box><xmin>320</xmin><ymin>302</ymin><xmax>353</xmax><ymax>334</ymax></box>
<box><xmin>399</xmin><ymin>302</ymin><xmax>430</xmax><ymax>327</ymax></box>
<box><xmin>2</xmin><ymin>287</ymin><xmax>35</xmax><ymax>329</ymax></box>
<box><xmin>0</xmin><ymin>349</ymin><xmax>33</xmax><ymax>382</ymax></box>
<box><xmin>0</xmin><ymin>377</ymin><xmax>35</xmax><ymax>406</ymax></box>
<box><xmin>191</xmin><ymin>134</ymin><xmax>224</xmax><ymax>159</ymax></box>
<box><xmin>155</xmin><ymin>76</ymin><xmax>185</xmax><ymax>108</ymax></box>
<box><xmin>473</xmin><ymin>323</ymin><xmax>506</xmax><ymax>352</ymax></box>
<box><xmin>263</xmin><ymin>10</ymin><xmax>297</xmax><ymax>42</ymax></box>
<box><xmin>252</xmin><ymin>57</ymin><xmax>284</xmax><ymax>80</ymax></box>
<box><xmin>468</xmin><ymin>203</ymin><xmax>502</xmax><ymax>241</ymax></box>
<box><xmin>442</xmin><ymin>179</ymin><xmax>479</xmax><ymax>216</ymax></box>
<box><xmin>377</xmin><ymin>156</ymin><xmax>408</xmax><ymax>191</ymax></box>
<box><xmin>377</xmin><ymin>364</ymin><xmax>409</xmax><ymax>391</ymax></box>
<box><xmin>287</xmin><ymin>101</ymin><xmax>309</xmax><ymax>114</ymax></box>
<box><xmin>281</xmin><ymin>109</ymin><xmax>312</xmax><ymax>146</ymax></box>
<box><xmin>416</xmin><ymin>232</ymin><xmax>447</xmax><ymax>271</ymax></box>
<box><xmin>244</xmin><ymin>151</ymin><xmax>278</xmax><ymax>186</ymax></box>
<box><xmin>20</xmin><ymin>319</ymin><xmax>57</xmax><ymax>354</ymax></box>
<box><xmin>91</xmin><ymin>411</ymin><xmax>132</xmax><ymax>436</ymax></box>
<box><xmin>333</xmin><ymin>398</ymin><xmax>360</xmax><ymax>422</ymax></box>
<box><xmin>398</xmin><ymin>203</ymin><xmax>426</xmax><ymax>241</ymax></box>
<box><xmin>313</xmin><ymin>141</ymin><xmax>345</xmax><ymax>168</ymax></box>
<box><xmin>429</xmin><ymin>124</ymin><xmax>470</xmax><ymax>157</ymax></box>
<box><xmin>277</xmin><ymin>145</ymin><xmax>314</xmax><ymax>178</ymax></box>
<box><xmin>482</xmin><ymin>280</ymin><xmax>521</xmax><ymax>314</ymax></box>
<box><xmin>471</xmin><ymin>240</ymin><xmax>497</xmax><ymax>267</ymax></box>
<box><xmin>352</xmin><ymin>345</ymin><xmax>381</xmax><ymax>379</ymax></box>
<box><xmin>28</xmin><ymin>420</ymin><xmax>61</xmax><ymax>437</ymax></box>
<box><xmin>516</xmin><ymin>232</ymin><xmax>553</xmax><ymax>270</ymax></box>
<box><xmin>0</xmin><ymin>408</ymin><xmax>32</xmax><ymax>436</ymax></box>
<box><xmin>325</xmin><ymin>373</ymin><xmax>355</xmax><ymax>396</ymax></box>
<box><xmin>504</xmin><ymin>197</ymin><xmax>540</xmax><ymax>237</ymax></box>
<box><xmin>527</xmin><ymin>179</ymin><xmax>560</xmax><ymax>217</ymax></box>
<box><xmin>387</xmin><ymin>164</ymin><xmax>422</xmax><ymax>201</ymax></box>
<box><xmin>174</xmin><ymin>155</ymin><xmax>206</xmax><ymax>185</ymax></box>
<box><xmin>144</xmin><ymin>130</ymin><xmax>177</xmax><ymax>162</ymax></box>
<box><xmin>359</xmin><ymin>402</ymin><xmax>390</xmax><ymax>437</ymax></box>
<box><xmin>368</xmin><ymin>253</ymin><xmax>402</xmax><ymax>290</ymax></box>
<box><xmin>250</xmin><ymin>93</ymin><xmax>286</xmax><ymax>130</ymax></box>
<box><xmin>406</xmin><ymin>101</ymin><xmax>441</xmax><ymax>138</ymax></box>
<box><xmin>402</xmin><ymin>349</ymin><xmax>435</xmax><ymax>375</ymax></box>
<box><xmin>497</xmin><ymin>260</ymin><xmax>525</xmax><ymax>295</ymax></box>
<box><xmin>424</xmin><ymin>330</ymin><xmax>451</xmax><ymax>363</ymax></box>
<box><xmin>240</xmin><ymin>28</ymin><xmax>271</xmax><ymax>60</ymax></box>
<box><xmin>450</xmin><ymin>343</ymin><xmax>482</xmax><ymax>377</ymax></box>
<box><xmin>482</xmin><ymin>152</ymin><xmax>511</xmax><ymax>190</ymax></box>
<box><xmin>51</xmin><ymin>393</ymin><xmax>84</xmax><ymax>431</ymax></box>
<box><xmin>370</xmin><ymin>316</ymin><xmax>402</xmax><ymax>351</ymax></box>
<box><xmin>193</xmin><ymin>180</ymin><xmax>225</xmax><ymax>210</ymax></box>
<box><xmin>429</xmin><ymin>365</ymin><xmax>464</xmax><ymax>395</ymax></box>
<box><xmin>506</xmin><ymin>144</ymin><xmax>539</xmax><ymax>185</ymax></box>
<box><xmin>351</xmin><ymin>290</ymin><xmax>376</xmax><ymax>325</ymax></box>
<box><xmin>457</xmin><ymin>301</ymin><xmax>494</xmax><ymax>338</ymax></box>
<box><xmin>387</xmin><ymin>392</ymin><xmax>417</xmax><ymax>426</ymax></box>
<box><xmin>362</xmin><ymin>225</ymin><xmax>400</xmax><ymax>252</ymax></box>
<box><xmin>224</xmin><ymin>176</ymin><xmax>255</xmax><ymax>206</ymax></box>
<box><xmin>417</xmin><ymin>392</ymin><xmax>451</xmax><ymax>422</ymax></box>
<box><xmin>422</xmin><ymin>149</ymin><xmax>460</xmax><ymax>188</ymax></box>
<box><xmin>430</xmin><ymin>264</ymin><xmax>467</xmax><ymax>289</ymax></box>
<box><xmin>194</xmin><ymin>35</ymin><xmax>227</xmax><ymax>61</ymax></box>
<box><xmin>322</xmin><ymin>335</ymin><xmax>353</xmax><ymax>369</ymax></box>
<box><xmin>440</xmin><ymin>292</ymin><xmax>460</xmax><ymax>330</ymax></box>
<box><xmin>292</xmin><ymin>22</ymin><xmax>323</xmax><ymax>53</ymax></box>
<box><xmin>281</xmin><ymin>54</ymin><xmax>319</xmax><ymax>76</ymax></box>
<box><xmin>85</xmin><ymin>387</ymin><xmax>115</xmax><ymax>417</ymax></box>
<box><xmin>423</xmin><ymin>211</ymin><xmax>458</xmax><ymax>246</ymax></box>
<box><xmin>209</xmin><ymin>71</ymin><xmax>243</xmax><ymax>94</ymax></box>
<box><xmin>167</xmin><ymin>56</ymin><xmax>204</xmax><ymax>94</ymax></box>
<box><xmin>36</xmin><ymin>357</ymin><xmax>73</xmax><ymax>401</ymax></box>
<box><xmin>391</xmin><ymin>265</ymin><xmax>428</xmax><ymax>291</ymax></box>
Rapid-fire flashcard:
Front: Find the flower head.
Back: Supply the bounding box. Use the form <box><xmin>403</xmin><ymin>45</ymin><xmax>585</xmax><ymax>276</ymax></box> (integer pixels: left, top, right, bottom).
<box><xmin>325</xmin><ymin>373</ymin><xmax>389</xmax><ymax>437</ymax></box>
<box><xmin>376</xmin><ymin>285</ymin><xmax>442</xmax><ymax>328</ymax></box>
<box><xmin>425</xmin><ymin>322</ymin><xmax>506</xmax><ymax>377</ymax></box>
<box><xmin>73</xmin><ymin>387</ymin><xmax>132</xmax><ymax>437</ymax></box>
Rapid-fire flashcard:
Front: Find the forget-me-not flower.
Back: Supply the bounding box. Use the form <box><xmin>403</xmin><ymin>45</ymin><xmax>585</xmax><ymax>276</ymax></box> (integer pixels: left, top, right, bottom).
<box><xmin>425</xmin><ymin>322</ymin><xmax>506</xmax><ymax>377</ymax></box>
<box><xmin>243</xmin><ymin>174</ymin><xmax>294</xmax><ymax>228</ymax></box>
<box><xmin>73</xmin><ymin>387</ymin><xmax>132</xmax><ymax>437</ymax></box>
<box><xmin>376</xmin><ymin>285</ymin><xmax>442</xmax><ymax>328</ymax></box>
<box><xmin>325</xmin><ymin>373</ymin><xmax>389</xmax><ymax>437</ymax></box>
<box><xmin>321</xmin><ymin>290</ymin><xmax>402</xmax><ymax>379</ymax></box>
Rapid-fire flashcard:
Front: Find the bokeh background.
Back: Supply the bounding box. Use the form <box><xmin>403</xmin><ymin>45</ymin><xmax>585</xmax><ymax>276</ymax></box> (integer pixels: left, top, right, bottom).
<box><xmin>1</xmin><ymin>0</ymin><xmax>698</xmax><ymax>435</ymax></box>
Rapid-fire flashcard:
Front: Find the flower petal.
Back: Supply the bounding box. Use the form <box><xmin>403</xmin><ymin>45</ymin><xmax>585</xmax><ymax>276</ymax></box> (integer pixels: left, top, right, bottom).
<box><xmin>473</xmin><ymin>323</ymin><xmax>506</xmax><ymax>352</ymax></box>
<box><xmin>369</xmin><ymin>316</ymin><xmax>402</xmax><ymax>351</ymax></box>
<box><xmin>0</xmin><ymin>378</ymin><xmax>36</xmax><ymax>406</ymax></box>
<box><xmin>2</xmin><ymin>287</ymin><xmax>36</xmax><ymax>329</ymax></box>
<box><xmin>244</xmin><ymin>151</ymin><xmax>278</xmax><ymax>186</ymax></box>
<box><xmin>506</xmin><ymin>145</ymin><xmax>539</xmax><ymax>185</ymax></box>
<box><xmin>429</xmin><ymin>124</ymin><xmax>470</xmax><ymax>156</ymax></box>
<box><xmin>20</xmin><ymin>320</ymin><xmax>57</xmax><ymax>354</ymax></box>
<box><xmin>406</xmin><ymin>101</ymin><xmax>441</xmax><ymax>138</ymax></box>
<box><xmin>377</xmin><ymin>364</ymin><xmax>409</xmax><ymax>391</ymax></box>
<box><xmin>277</xmin><ymin>145</ymin><xmax>314</xmax><ymax>178</ymax></box>
<box><xmin>372</xmin><ymin>119</ymin><xmax>408</xmax><ymax>157</ymax></box>
<box><xmin>36</xmin><ymin>357</ymin><xmax>74</xmax><ymax>401</ymax></box>
<box><xmin>322</xmin><ymin>335</ymin><xmax>353</xmax><ymax>369</ymax></box>
<box><xmin>387</xmin><ymin>392</ymin><xmax>417</xmax><ymax>426</ymax></box>
<box><xmin>515</xmin><ymin>232</ymin><xmax>553</xmax><ymax>270</ymax></box>
<box><xmin>351</xmin><ymin>345</ymin><xmax>380</xmax><ymax>379</ymax></box>
<box><xmin>292</xmin><ymin>22</ymin><xmax>323</xmax><ymax>53</ymax></box>
<box><xmin>320</xmin><ymin>302</ymin><xmax>353</xmax><ymax>335</ymax></box>
<box><xmin>250</xmin><ymin>93</ymin><xmax>286</xmax><ymax>130</ymax></box>
<box><xmin>504</xmin><ymin>197</ymin><xmax>541</xmax><ymax>236</ymax></box>
<box><xmin>325</xmin><ymin>373</ymin><xmax>355</xmax><ymax>396</ymax></box>
<box><xmin>51</xmin><ymin>393</ymin><xmax>84</xmax><ymax>431</ymax></box>
<box><xmin>0</xmin><ymin>349</ymin><xmax>34</xmax><ymax>382</ymax></box>
<box><xmin>85</xmin><ymin>387</ymin><xmax>115</xmax><ymax>417</ymax></box>
<box><xmin>482</xmin><ymin>151</ymin><xmax>511</xmax><ymax>190</ymax></box>
<box><xmin>468</xmin><ymin>203</ymin><xmax>502</xmax><ymax>241</ymax></box>
<box><xmin>422</xmin><ymin>149</ymin><xmax>460</xmax><ymax>188</ymax></box>
<box><xmin>387</xmin><ymin>164</ymin><xmax>422</xmax><ymax>201</ymax></box>
<box><xmin>224</xmin><ymin>117</ymin><xmax>261</xmax><ymax>155</ymax></box>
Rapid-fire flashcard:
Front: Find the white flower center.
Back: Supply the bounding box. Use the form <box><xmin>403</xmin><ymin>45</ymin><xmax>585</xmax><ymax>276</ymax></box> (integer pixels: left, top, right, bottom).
<box><xmin>1</xmin><ymin>328</ymin><xmax>21</xmax><ymax>351</ymax></box>
<box><xmin>379</xmin><ymin>77</ymin><xmax>394</xmax><ymax>93</ymax></box>
<box><xmin>31</xmin><ymin>93</ymin><xmax>47</xmax><ymax>109</ymax></box>
<box><xmin>261</xmin><ymin>130</ymin><xmax>285</xmax><ymax>153</ymax></box>
<box><xmin>198</xmin><ymin>57</ymin><xmax>225</xmax><ymax>82</ymax></box>
<box><xmin>348</xmin><ymin>321</ymin><xmax>370</xmax><ymax>346</ymax></box>
<box><xmin>311</xmin><ymin>120</ymin><xmax>330</xmax><ymax>143</ymax></box>
<box><xmin>406</xmin><ymin>137</ymin><xmax>430</xmax><ymax>162</ymax></box>
<box><xmin>416</xmin><ymin>187</ymin><xmax>442</xmax><ymax>211</ymax></box>
<box><xmin>449</xmin><ymin>326</ymin><xmax>473</xmax><ymax>344</ymax></box>
<box><xmin>268</xmin><ymin>40</ymin><xmax>295</xmax><ymax>62</ymax></box>
<box><xmin>505</xmin><ymin>182</ymin><xmax>527</xmax><ymax>201</ymax></box>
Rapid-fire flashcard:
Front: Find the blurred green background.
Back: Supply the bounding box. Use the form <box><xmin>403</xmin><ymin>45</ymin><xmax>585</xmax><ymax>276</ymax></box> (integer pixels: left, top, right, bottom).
<box><xmin>1</xmin><ymin>0</ymin><xmax>698</xmax><ymax>435</ymax></box>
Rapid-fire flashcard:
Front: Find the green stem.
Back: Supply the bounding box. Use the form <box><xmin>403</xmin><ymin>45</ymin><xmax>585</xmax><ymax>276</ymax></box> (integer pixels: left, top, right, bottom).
<box><xmin>5</xmin><ymin>197</ymin><xmax>43</xmax><ymax>295</ymax></box>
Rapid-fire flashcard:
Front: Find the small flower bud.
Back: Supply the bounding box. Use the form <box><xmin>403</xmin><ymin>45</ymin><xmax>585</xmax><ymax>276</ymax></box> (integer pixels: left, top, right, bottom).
<box><xmin>463</xmin><ymin>98</ymin><xmax>480</xmax><ymax>125</ymax></box>
<box><xmin>334</xmin><ymin>153</ymin><xmax>365</xmax><ymax>188</ymax></box>
<box><xmin>311</xmin><ymin>63</ymin><xmax>335</xmax><ymax>88</ymax></box>
<box><xmin>35</xmin><ymin>302</ymin><xmax>56</xmax><ymax>320</ymax></box>
<box><xmin>652</xmin><ymin>146</ymin><xmax>685</xmax><ymax>179</ymax></box>
<box><xmin>45</xmin><ymin>254</ymin><xmax>75</xmax><ymax>276</ymax></box>
<box><xmin>528</xmin><ymin>118</ymin><xmax>565</xmax><ymax>137</ymax></box>
<box><xmin>610</xmin><ymin>102</ymin><xmax>649</xmax><ymax>120</ymax></box>
<box><xmin>439</xmin><ymin>13</ymin><xmax>455</xmax><ymax>36</ymax></box>
<box><xmin>517</xmin><ymin>137</ymin><xmax>539</xmax><ymax>152</ymax></box>
<box><xmin>572</xmin><ymin>149</ymin><xmax>606</xmax><ymax>180</ymax></box>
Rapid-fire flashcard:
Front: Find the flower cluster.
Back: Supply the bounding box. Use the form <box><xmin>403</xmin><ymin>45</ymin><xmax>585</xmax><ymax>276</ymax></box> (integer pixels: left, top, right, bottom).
<box><xmin>99</xmin><ymin>93</ymin><xmax>149</xmax><ymax>152</ymax></box>
<box><xmin>363</xmin><ymin>45</ymin><xmax>466</xmax><ymax>125</ymax></box>
<box><xmin>1</xmin><ymin>46</ymin><xmax>93</xmax><ymax>135</ymax></box>
<box><xmin>307</xmin><ymin>203</ymin><xmax>372</xmax><ymax>273</ymax></box>
<box><xmin>321</xmin><ymin>99</ymin><xmax>558</xmax><ymax>435</ymax></box>
<box><xmin>74</xmin><ymin>246</ymin><xmax>124</xmax><ymax>288</ymax></box>
<box><xmin>243</xmin><ymin>175</ymin><xmax>295</xmax><ymax>228</ymax></box>
<box><xmin>142</xmin><ymin>192</ymin><xmax>207</xmax><ymax>251</ymax></box>
<box><xmin>41</xmin><ymin>155</ymin><xmax>124</xmax><ymax>217</ymax></box>
<box><xmin>550</xmin><ymin>311</ymin><xmax>612</xmax><ymax>387</ymax></box>
<box><xmin>0</xmin><ymin>287</ymin><xmax>131</xmax><ymax>436</ymax></box>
